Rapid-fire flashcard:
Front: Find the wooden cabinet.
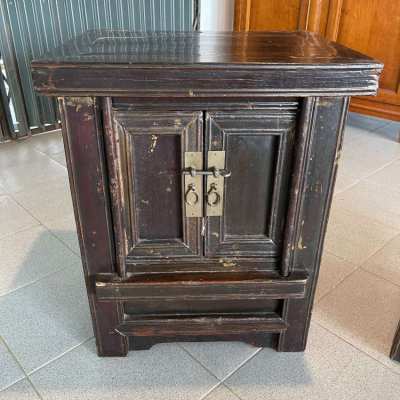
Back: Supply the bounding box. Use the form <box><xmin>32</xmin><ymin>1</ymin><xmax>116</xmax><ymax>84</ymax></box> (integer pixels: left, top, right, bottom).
<box><xmin>235</xmin><ymin>0</ymin><xmax>400</xmax><ymax>121</ymax></box>
<box><xmin>32</xmin><ymin>31</ymin><xmax>381</xmax><ymax>356</ymax></box>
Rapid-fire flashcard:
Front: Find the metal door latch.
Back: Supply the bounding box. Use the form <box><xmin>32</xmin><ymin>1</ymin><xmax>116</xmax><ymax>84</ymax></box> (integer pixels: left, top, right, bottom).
<box><xmin>184</xmin><ymin>152</ymin><xmax>203</xmax><ymax>217</ymax></box>
<box><xmin>183</xmin><ymin>151</ymin><xmax>230</xmax><ymax>217</ymax></box>
<box><xmin>206</xmin><ymin>151</ymin><xmax>227</xmax><ymax>217</ymax></box>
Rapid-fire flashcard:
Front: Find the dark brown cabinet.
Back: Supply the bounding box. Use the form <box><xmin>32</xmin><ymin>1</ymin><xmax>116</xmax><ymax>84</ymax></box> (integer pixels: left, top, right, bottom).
<box><xmin>32</xmin><ymin>31</ymin><xmax>382</xmax><ymax>356</ymax></box>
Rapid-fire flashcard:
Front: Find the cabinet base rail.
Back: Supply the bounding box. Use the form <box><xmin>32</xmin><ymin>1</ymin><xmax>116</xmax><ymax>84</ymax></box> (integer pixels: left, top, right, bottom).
<box><xmin>94</xmin><ymin>271</ymin><xmax>308</xmax><ymax>301</ymax></box>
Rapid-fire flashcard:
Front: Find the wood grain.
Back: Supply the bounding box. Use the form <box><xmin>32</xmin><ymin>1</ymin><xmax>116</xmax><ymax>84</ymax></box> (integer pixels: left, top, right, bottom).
<box><xmin>234</xmin><ymin>0</ymin><xmax>398</xmax><ymax>120</ymax></box>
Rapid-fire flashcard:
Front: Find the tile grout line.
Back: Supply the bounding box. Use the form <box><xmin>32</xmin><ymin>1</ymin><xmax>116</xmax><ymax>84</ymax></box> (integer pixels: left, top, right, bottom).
<box><xmin>359</xmin><ymin>266</ymin><xmax>400</xmax><ymax>290</ymax></box>
<box><xmin>194</xmin><ymin>344</ymin><xmax>262</xmax><ymax>400</ymax></box>
<box><xmin>218</xmin><ymin>382</ymin><xmax>246</xmax><ymax>400</ymax></box>
<box><xmin>27</xmin><ymin>336</ymin><xmax>95</xmax><ymax>377</ymax></box>
<box><xmin>4</xmin><ymin>168</ymin><xmax>82</xmax><ymax>258</ymax></box>
<box><xmin>178</xmin><ymin>343</ymin><xmax>260</xmax><ymax>400</ymax></box>
<box><xmin>41</xmin><ymin>220</ymin><xmax>82</xmax><ymax>257</ymax></box>
<box><xmin>33</xmin><ymin>147</ymin><xmax>68</xmax><ymax>170</ymax></box>
<box><xmin>315</xmin><ymin>265</ymin><xmax>363</xmax><ymax>305</ymax></box>
<box><xmin>201</xmin><ymin>381</ymin><xmax>245</xmax><ymax>400</ymax></box>
<box><xmin>198</xmin><ymin>382</ymin><xmax>225</xmax><ymax>400</ymax></box>
<box><xmin>218</xmin><ymin>347</ymin><xmax>263</xmax><ymax>384</ymax></box>
<box><xmin>326</xmin><ymin>216</ymin><xmax>400</xmax><ymax>267</ymax></box>
<box><xmin>177</xmin><ymin>345</ymin><xmax>225</xmax><ymax>390</ymax></box>
<box><xmin>0</xmin><ymin>219</ymin><xmax>41</xmax><ymax>242</ymax></box>
<box><xmin>0</xmin><ymin>257</ymin><xmax>81</xmax><ymax>300</ymax></box>
<box><xmin>317</xmin><ymin>230</ymin><xmax>400</xmax><ymax>304</ymax></box>
<box><xmin>0</xmin><ymin>335</ymin><xmax>43</xmax><ymax>399</ymax></box>
<box><xmin>354</xmin><ymin>157</ymin><xmax>400</xmax><ymax>182</ymax></box>
<box><xmin>6</xmin><ymin>189</ymin><xmax>81</xmax><ymax>257</ymax></box>
<box><xmin>313</xmin><ymin>321</ymin><xmax>400</xmax><ymax>376</ymax></box>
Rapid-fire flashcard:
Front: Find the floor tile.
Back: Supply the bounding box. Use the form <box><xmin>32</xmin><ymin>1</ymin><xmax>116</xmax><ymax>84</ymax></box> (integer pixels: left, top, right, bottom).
<box><xmin>332</xmin><ymin>349</ymin><xmax>400</xmax><ymax>400</ymax></box>
<box><xmin>30</xmin><ymin>131</ymin><xmax>64</xmax><ymax>156</ymax></box>
<box><xmin>375</xmin><ymin>120</ymin><xmax>400</xmax><ymax>143</ymax></box>
<box><xmin>366</xmin><ymin>159</ymin><xmax>400</xmax><ymax>191</ymax></box>
<box><xmin>314</xmin><ymin>269</ymin><xmax>400</xmax><ymax>374</ymax></box>
<box><xmin>324</xmin><ymin>205</ymin><xmax>398</xmax><ymax>265</ymax></box>
<box><xmin>0</xmin><ymin>379</ymin><xmax>40</xmax><ymax>400</ymax></box>
<box><xmin>334</xmin><ymin>180</ymin><xmax>400</xmax><ymax>230</ymax></box>
<box><xmin>333</xmin><ymin>166</ymin><xmax>359</xmax><ymax>195</ymax></box>
<box><xmin>363</xmin><ymin>233</ymin><xmax>400</xmax><ymax>288</ymax></box>
<box><xmin>0</xmin><ymin>196</ymin><xmax>39</xmax><ymax>240</ymax></box>
<box><xmin>0</xmin><ymin>157</ymin><xmax>67</xmax><ymax>193</ymax></box>
<box><xmin>314</xmin><ymin>252</ymin><xmax>358</xmax><ymax>303</ymax></box>
<box><xmin>224</xmin><ymin>323</ymin><xmax>360</xmax><ymax>400</ymax></box>
<box><xmin>346</xmin><ymin>112</ymin><xmax>389</xmax><ymax>132</ymax></box>
<box><xmin>0</xmin><ymin>140</ymin><xmax>52</xmax><ymax>169</ymax></box>
<box><xmin>181</xmin><ymin>341</ymin><xmax>260</xmax><ymax>380</ymax></box>
<box><xmin>30</xmin><ymin>339</ymin><xmax>218</xmax><ymax>400</ymax></box>
<box><xmin>0</xmin><ymin>339</ymin><xmax>24</xmax><ymax>391</ymax></box>
<box><xmin>339</xmin><ymin>126</ymin><xmax>400</xmax><ymax>180</ymax></box>
<box><xmin>48</xmin><ymin>152</ymin><xmax>67</xmax><ymax>168</ymax></box>
<box><xmin>203</xmin><ymin>385</ymin><xmax>241</xmax><ymax>400</ymax></box>
<box><xmin>0</xmin><ymin>265</ymin><xmax>93</xmax><ymax>373</ymax></box>
<box><xmin>0</xmin><ymin>225</ymin><xmax>79</xmax><ymax>297</ymax></box>
<box><xmin>43</xmin><ymin>213</ymin><xmax>80</xmax><ymax>255</ymax></box>
<box><xmin>13</xmin><ymin>179</ymin><xmax>73</xmax><ymax>225</ymax></box>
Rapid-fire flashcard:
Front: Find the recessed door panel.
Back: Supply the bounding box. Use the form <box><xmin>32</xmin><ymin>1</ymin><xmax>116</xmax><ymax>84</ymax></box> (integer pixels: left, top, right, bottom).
<box><xmin>205</xmin><ymin>109</ymin><xmax>297</xmax><ymax>259</ymax></box>
<box><xmin>225</xmin><ymin>133</ymin><xmax>278</xmax><ymax>237</ymax></box>
<box><xmin>109</xmin><ymin>111</ymin><xmax>203</xmax><ymax>264</ymax></box>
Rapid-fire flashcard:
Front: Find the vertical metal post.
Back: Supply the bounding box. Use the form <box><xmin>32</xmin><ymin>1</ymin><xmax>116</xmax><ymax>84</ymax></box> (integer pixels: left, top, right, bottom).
<box><xmin>0</xmin><ymin>0</ymin><xmax>30</xmax><ymax>138</ymax></box>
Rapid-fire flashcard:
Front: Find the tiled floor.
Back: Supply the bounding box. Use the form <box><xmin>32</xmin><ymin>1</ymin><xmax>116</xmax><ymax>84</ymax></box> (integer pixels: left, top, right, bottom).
<box><xmin>0</xmin><ymin>113</ymin><xmax>399</xmax><ymax>399</ymax></box>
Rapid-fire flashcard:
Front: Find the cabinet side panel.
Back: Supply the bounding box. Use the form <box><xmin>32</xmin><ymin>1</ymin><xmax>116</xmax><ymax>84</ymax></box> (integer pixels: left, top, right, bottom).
<box><xmin>278</xmin><ymin>96</ymin><xmax>349</xmax><ymax>351</ymax></box>
<box><xmin>59</xmin><ymin>97</ymin><xmax>128</xmax><ymax>356</ymax></box>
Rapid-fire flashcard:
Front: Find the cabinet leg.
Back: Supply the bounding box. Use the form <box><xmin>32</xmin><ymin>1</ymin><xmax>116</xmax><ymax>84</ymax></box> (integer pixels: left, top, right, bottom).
<box><xmin>276</xmin><ymin>298</ymin><xmax>310</xmax><ymax>352</ymax></box>
<box><xmin>92</xmin><ymin>302</ymin><xmax>129</xmax><ymax>357</ymax></box>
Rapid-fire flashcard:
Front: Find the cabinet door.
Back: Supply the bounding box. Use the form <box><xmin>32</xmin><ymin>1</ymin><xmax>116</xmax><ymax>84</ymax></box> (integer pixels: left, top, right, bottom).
<box><xmin>205</xmin><ymin>110</ymin><xmax>296</xmax><ymax>259</ymax></box>
<box><xmin>108</xmin><ymin>110</ymin><xmax>203</xmax><ymax>265</ymax></box>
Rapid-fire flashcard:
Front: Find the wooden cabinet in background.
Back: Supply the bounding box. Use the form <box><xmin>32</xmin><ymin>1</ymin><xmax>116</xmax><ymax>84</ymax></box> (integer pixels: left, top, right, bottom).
<box><xmin>235</xmin><ymin>0</ymin><xmax>400</xmax><ymax>121</ymax></box>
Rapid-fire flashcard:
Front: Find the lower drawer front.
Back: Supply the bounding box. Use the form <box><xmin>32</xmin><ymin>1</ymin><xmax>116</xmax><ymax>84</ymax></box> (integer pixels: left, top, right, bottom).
<box><xmin>117</xmin><ymin>313</ymin><xmax>288</xmax><ymax>338</ymax></box>
<box><xmin>124</xmin><ymin>298</ymin><xmax>281</xmax><ymax>317</ymax></box>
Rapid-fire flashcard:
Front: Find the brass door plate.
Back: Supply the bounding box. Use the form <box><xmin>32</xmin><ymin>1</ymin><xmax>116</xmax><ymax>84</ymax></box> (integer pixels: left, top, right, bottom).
<box><xmin>206</xmin><ymin>151</ymin><xmax>225</xmax><ymax>217</ymax></box>
<box><xmin>184</xmin><ymin>152</ymin><xmax>203</xmax><ymax>217</ymax></box>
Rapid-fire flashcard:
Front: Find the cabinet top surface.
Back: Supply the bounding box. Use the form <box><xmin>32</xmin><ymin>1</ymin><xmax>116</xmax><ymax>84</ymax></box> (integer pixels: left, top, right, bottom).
<box><xmin>32</xmin><ymin>30</ymin><xmax>380</xmax><ymax>68</ymax></box>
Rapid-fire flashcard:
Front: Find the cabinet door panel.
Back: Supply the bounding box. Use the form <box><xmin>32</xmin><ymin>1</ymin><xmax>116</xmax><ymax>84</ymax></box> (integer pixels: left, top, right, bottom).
<box><xmin>205</xmin><ymin>109</ymin><xmax>297</xmax><ymax>259</ymax></box>
<box><xmin>109</xmin><ymin>111</ymin><xmax>203</xmax><ymax>264</ymax></box>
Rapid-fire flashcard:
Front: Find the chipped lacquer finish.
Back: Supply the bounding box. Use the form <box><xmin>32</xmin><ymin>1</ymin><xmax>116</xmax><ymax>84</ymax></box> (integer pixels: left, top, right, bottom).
<box><xmin>31</xmin><ymin>31</ymin><xmax>381</xmax><ymax>356</ymax></box>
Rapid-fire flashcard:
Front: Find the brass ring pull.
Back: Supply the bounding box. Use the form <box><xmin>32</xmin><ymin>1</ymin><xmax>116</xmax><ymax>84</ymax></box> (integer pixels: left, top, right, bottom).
<box><xmin>185</xmin><ymin>183</ymin><xmax>199</xmax><ymax>206</ymax></box>
<box><xmin>207</xmin><ymin>183</ymin><xmax>221</xmax><ymax>207</ymax></box>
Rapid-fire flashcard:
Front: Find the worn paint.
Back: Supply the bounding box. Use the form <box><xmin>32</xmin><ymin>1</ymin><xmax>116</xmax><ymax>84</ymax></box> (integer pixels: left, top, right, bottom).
<box><xmin>149</xmin><ymin>134</ymin><xmax>158</xmax><ymax>153</ymax></box>
<box><xmin>65</xmin><ymin>97</ymin><xmax>94</xmax><ymax>108</ymax></box>
<box><xmin>218</xmin><ymin>259</ymin><xmax>236</xmax><ymax>267</ymax></box>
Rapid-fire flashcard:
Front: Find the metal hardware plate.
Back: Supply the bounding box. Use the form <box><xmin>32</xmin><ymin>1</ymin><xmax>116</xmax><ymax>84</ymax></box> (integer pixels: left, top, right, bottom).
<box><xmin>184</xmin><ymin>152</ymin><xmax>203</xmax><ymax>217</ymax></box>
<box><xmin>206</xmin><ymin>151</ymin><xmax>225</xmax><ymax>217</ymax></box>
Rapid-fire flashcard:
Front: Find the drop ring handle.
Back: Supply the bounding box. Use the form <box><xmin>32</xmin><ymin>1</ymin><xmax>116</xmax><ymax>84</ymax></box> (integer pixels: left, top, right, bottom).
<box><xmin>184</xmin><ymin>183</ymin><xmax>199</xmax><ymax>206</ymax></box>
<box><xmin>206</xmin><ymin>183</ymin><xmax>221</xmax><ymax>207</ymax></box>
